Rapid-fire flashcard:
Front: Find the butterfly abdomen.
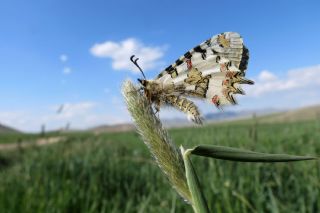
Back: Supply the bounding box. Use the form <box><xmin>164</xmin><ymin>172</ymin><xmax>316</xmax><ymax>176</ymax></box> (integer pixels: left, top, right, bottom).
<box><xmin>163</xmin><ymin>95</ymin><xmax>202</xmax><ymax>124</ymax></box>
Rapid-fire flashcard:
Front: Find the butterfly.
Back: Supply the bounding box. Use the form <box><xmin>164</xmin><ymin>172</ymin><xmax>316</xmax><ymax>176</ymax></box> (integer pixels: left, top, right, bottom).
<box><xmin>130</xmin><ymin>32</ymin><xmax>254</xmax><ymax>124</ymax></box>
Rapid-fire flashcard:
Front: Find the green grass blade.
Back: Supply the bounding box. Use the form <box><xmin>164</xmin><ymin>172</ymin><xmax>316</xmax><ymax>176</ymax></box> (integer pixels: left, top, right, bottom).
<box><xmin>181</xmin><ymin>146</ymin><xmax>210</xmax><ymax>213</ymax></box>
<box><xmin>190</xmin><ymin>145</ymin><xmax>317</xmax><ymax>162</ymax></box>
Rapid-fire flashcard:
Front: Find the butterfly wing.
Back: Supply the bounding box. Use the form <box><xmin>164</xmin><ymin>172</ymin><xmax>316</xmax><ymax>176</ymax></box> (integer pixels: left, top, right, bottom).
<box><xmin>156</xmin><ymin>32</ymin><xmax>253</xmax><ymax>108</ymax></box>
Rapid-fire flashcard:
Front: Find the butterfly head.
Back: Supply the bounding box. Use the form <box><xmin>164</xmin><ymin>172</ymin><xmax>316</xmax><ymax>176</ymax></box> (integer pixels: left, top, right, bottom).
<box><xmin>137</xmin><ymin>78</ymin><xmax>153</xmax><ymax>101</ymax></box>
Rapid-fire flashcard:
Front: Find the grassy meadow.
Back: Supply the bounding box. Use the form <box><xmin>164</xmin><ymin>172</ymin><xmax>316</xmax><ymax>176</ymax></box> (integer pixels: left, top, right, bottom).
<box><xmin>0</xmin><ymin>119</ymin><xmax>319</xmax><ymax>212</ymax></box>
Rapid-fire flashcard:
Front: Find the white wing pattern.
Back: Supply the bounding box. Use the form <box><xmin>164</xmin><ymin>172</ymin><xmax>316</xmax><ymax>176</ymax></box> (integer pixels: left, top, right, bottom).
<box><xmin>156</xmin><ymin>32</ymin><xmax>253</xmax><ymax>108</ymax></box>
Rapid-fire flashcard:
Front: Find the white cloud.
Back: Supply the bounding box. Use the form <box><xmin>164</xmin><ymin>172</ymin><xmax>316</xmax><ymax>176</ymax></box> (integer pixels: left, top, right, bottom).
<box><xmin>60</xmin><ymin>54</ymin><xmax>68</xmax><ymax>62</ymax></box>
<box><xmin>90</xmin><ymin>38</ymin><xmax>166</xmax><ymax>73</ymax></box>
<box><xmin>63</xmin><ymin>67</ymin><xmax>72</xmax><ymax>74</ymax></box>
<box><xmin>258</xmin><ymin>70</ymin><xmax>277</xmax><ymax>81</ymax></box>
<box><xmin>0</xmin><ymin>102</ymin><xmax>99</xmax><ymax>132</ymax></box>
<box><xmin>2</xmin><ymin>64</ymin><xmax>319</xmax><ymax>132</ymax></box>
<box><xmin>0</xmin><ymin>100</ymin><xmax>132</xmax><ymax>133</ymax></box>
<box><xmin>0</xmin><ymin>111</ymin><xmax>29</xmax><ymax>127</ymax></box>
<box><xmin>247</xmin><ymin>65</ymin><xmax>320</xmax><ymax>97</ymax></box>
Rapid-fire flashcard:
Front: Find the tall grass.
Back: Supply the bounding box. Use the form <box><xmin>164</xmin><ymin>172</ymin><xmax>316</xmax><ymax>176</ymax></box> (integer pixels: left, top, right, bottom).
<box><xmin>0</xmin><ymin>121</ymin><xmax>319</xmax><ymax>212</ymax></box>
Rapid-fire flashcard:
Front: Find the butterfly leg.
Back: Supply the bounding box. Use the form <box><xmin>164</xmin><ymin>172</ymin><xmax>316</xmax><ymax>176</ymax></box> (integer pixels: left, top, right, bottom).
<box><xmin>154</xmin><ymin>99</ymin><xmax>161</xmax><ymax>119</ymax></box>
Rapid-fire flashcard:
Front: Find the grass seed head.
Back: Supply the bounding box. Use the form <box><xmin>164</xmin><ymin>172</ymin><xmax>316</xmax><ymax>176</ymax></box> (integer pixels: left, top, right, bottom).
<box><xmin>122</xmin><ymin>80</ymin><xmax>192</xmax><ymax>203</ymax></box>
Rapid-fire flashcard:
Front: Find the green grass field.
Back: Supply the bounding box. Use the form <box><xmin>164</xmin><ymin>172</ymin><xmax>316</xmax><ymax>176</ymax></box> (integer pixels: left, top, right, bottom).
<box><xmin>0</xmin><ymin>120</ymin><xmax>319</xmax><ymax>213</ymax></box>
<box><xmin>0</xmin><ymin>133</ymin><xmax>40</xmax><ymax>144</ymax></box>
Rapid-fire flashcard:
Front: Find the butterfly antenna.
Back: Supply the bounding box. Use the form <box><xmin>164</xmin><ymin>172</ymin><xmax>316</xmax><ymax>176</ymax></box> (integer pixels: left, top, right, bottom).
<box><xmin>130</xmin><ymin>55</ymin><xmax>146</xmax><ymax>79</ymax></box>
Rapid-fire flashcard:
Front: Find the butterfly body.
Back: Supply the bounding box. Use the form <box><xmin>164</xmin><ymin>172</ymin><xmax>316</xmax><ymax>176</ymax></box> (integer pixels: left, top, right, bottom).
<box><xmin>138</xmin><ymin>78</ymin><xmax>203</xmax><ymax>123</ymax></box>
<box><xmin>136</xmin><ymin>32</ymin><xmax>254</xmax><ymax>124</ymax></box>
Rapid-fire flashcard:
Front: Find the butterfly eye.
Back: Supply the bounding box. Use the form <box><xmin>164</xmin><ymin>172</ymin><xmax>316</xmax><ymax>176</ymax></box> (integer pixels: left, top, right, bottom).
<box><xmin>138</xmin><ymin>79</ymin><xmax>146</xmax><ymax>86</ymax></box>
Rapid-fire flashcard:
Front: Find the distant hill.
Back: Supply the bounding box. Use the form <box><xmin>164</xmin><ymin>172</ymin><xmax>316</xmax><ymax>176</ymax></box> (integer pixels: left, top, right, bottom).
<box><xmin>205</xmin><ymin>108</ymin><xmax>282</xmax><ymax>121</ymax></box>
<box><xmin>90</xmin><ymin>124</ymin><xmax>135</xmax><ymax>134</ymax></box>
<box><xmin>205</xmin><ymin>111</ymin><xmax>239</xmax><ymax>120</ymax></box>
<box><xmin>258</xmin><ymin>105</ymin><xmax>320</xmax><ymax>123</ymax></box>
<box><xmin>0</xmin><ymin>123</ymin><xmax>20</xmax><ymax>133</ymax></box>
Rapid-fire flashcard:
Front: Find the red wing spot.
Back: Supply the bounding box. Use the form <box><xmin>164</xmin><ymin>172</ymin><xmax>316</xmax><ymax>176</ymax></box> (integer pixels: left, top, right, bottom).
<box><xmin>220</xmin><ymin>63</ymin><xmax>229</xmax><ymax>72</ymax></box>
<box><xmin>226</xmin><ymin>71</ymin><xmax>235</xmax><ymax>78</ymax></box>
<box><xmin>211</xmin><ymin>95</ymin><xmax>220</xmax><ymax>107</ymax></box>
<box><xmin>222</xmin><ymin>79</ymin><xmax>229</xmax><ymax>86</ymax></box>
<box><xmin>186</xmin><ymin>59</ymin><xmax>192</xmax><ymax>69</ymax></box>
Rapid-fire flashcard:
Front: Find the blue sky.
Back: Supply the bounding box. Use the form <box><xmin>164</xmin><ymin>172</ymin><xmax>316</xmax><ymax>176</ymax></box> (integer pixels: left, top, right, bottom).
<box><xmin>1</xmin><ymin>0</ymin><xmax>320</xmax><ymax>132</ymax></box>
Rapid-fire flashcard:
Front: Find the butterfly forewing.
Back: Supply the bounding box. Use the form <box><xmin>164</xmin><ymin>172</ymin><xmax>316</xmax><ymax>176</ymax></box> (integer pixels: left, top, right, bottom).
<box><xmin>155</xmin><ymin>32</ymin><xmax>253</xmax><ymax>108</ymax></box>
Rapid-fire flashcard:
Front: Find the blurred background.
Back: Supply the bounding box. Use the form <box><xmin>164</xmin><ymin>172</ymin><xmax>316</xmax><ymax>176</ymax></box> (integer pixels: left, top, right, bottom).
<box><xmin>0</xmin><ymin>0</ymin><xmax>319</xmax><ymax>212</ymax></box>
